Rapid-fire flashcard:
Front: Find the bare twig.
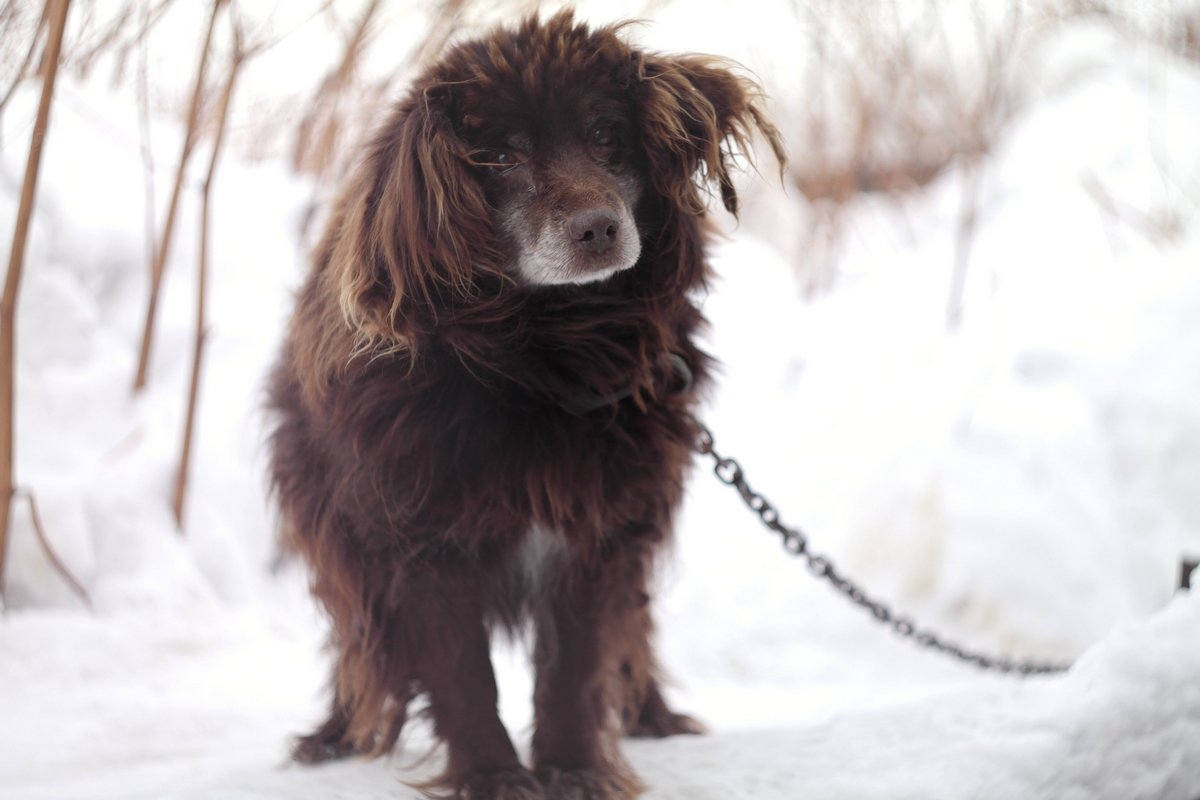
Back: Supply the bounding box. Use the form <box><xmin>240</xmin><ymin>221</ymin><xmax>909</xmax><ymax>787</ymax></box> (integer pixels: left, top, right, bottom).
<box><xmin>1082</xmin><ymin>172</ymin><xmax>1187</xmax><ymax>246</ymax></box>
<box><xmin>132</xmin><ymin>0</ymin><xmax>227</xmax><ymax>392</ymax></box>
<box><xmin>238</xmin><ymin>0</ymin><xmax>335</xmax><ymax>61</ymax></box>
<box><xmin>107</xmin><ymin>0</ymin><xmax>176</xmax><ymax>85</ymax></box>
<box><xmin>291</xmin><ymin>0</ymin><xmax>383</xmax><ymax>179</ymax></box>
<box><xmin>135</xmin><ymin>0</ymin><xmax>157</xmax><ymax>302</ymax></box>
<box><xmin>8</xmin><ymin>488</ymin><xmax>93</xmax><ymax>609</ymax></box>
<box><xmin>64</xmin><ymin>0</ymin><xmax>176</xmax><ymax>83</ymax></box>
<box><xmin>944</xmin><ymin>3</ymin><xmax>1023</xmax><ymax>329</ymax></box>
<box><xmin>0</xmin><ymin>3</ymin><xmax>48</xmax><ymax>122</ymax></box>
<box><xmin>0</xmin><ymin>0</ymin><xmax>71</xmax><ymax>603</ymax></box>
<box><xmin>946</xmin><ymin>159</ymin><xmax>982</xmax><ymax>330</ymax></box>
<box><xmin>173</xmin><ymin>17</ymin><xmax>244</xmax><ymax>530</ymax></box>
<box><xmin>407</xmin><ymin>0</ymin><xmax>469</xmax><ymax>71</ymax></box>
<box><xmin>69</xmin><ymin>2</ymin><xmax>134</xmax><ymax>79</ymax></box>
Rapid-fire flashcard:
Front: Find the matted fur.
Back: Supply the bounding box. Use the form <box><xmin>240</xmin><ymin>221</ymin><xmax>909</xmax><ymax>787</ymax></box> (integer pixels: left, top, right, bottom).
<box><xmin>268</xmin><ymin>11</ymin><xmax>783</xmax><ymax>800</ymax></box>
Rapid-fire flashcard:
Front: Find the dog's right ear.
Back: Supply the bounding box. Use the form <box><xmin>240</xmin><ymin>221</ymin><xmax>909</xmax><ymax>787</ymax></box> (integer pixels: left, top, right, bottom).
<box><xmin>322</xmin><ymin>86</ymin><xmax>502</xmax><ymax>348</ymax></box>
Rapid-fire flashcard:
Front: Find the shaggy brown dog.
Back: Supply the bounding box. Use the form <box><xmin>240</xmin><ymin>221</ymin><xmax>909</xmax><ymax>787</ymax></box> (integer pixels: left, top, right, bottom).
<box><xmin>268</xmin><ymin>11</ymin><xmax>782</xmax><ymax>799</ymax></box>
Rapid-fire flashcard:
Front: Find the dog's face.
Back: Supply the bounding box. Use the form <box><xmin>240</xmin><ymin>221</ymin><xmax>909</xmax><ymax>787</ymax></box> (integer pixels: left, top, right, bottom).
<box><xmin>327</xmin><ymin>12</ymin><xmax>784</xmax><ymax>343</ymax></box>
<box><xmin>457</xmin><ymin>84</ymin><xmax>645</xmax><ymax>286</ymax></box>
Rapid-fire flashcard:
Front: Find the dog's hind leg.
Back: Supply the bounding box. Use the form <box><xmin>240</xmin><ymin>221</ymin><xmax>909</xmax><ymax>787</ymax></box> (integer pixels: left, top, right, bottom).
<box><xmin>612</xmin><ymin>591</ymin><xmax>706</xmax><ymax>740</ymax></box>
<box><xmin>291</xmin><ymin>692</ymin><xmax>372</xmax><ymax>764</ymax></box>
<box><xmin>291</xmin><ymin>653</ymin><xmax>412</xmax><ymax>764</ymax></box>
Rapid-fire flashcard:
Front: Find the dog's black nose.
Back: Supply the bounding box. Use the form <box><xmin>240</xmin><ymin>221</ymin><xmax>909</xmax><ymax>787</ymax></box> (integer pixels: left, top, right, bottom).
<box><xmin>569</xmin><ymin>210</ymin><xmax>619</xmax><ymax>254</ymax></box>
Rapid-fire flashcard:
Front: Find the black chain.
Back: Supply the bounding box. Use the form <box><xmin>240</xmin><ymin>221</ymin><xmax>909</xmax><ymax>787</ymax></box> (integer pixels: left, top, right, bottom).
<box><xmin>691</xmin><ymin>416</ymin><xmax>1070</xmax><ymax>676</ymax></box>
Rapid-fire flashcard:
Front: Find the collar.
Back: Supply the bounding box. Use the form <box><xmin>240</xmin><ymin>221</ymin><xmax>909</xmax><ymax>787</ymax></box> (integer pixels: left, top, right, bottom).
<box><xmin>553</xmin><ymin>353</ymin><xmax>693</xmax><ymax>416</ymax></box>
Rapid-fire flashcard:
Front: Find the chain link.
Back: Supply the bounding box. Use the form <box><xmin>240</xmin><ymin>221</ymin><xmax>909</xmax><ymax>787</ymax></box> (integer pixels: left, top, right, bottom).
<box><xmin>690</xmin><ymin>416</ymin><xmax>1070</xmax><ymax>676</ymax></box>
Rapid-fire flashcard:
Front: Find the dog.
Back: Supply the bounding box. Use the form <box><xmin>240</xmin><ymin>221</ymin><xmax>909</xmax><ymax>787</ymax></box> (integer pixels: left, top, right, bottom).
<box><xmin>268</xmin><ymin>11</ymin><xmax>782</xmax><ymax>799</ymax></box>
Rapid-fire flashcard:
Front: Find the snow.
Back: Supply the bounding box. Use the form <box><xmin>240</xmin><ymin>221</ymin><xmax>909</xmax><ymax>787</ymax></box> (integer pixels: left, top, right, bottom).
<box><xmin>3</xmin><ymin>5</ymin><xmax>1200</xmax><ymax>800</ymax></box>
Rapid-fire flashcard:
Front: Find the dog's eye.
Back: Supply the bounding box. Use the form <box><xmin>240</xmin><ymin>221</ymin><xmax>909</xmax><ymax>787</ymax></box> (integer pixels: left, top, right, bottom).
<box><xmin>588</xmin><ymin>124</ymin><xmax>619</xmax><ymax>160</ymax></box>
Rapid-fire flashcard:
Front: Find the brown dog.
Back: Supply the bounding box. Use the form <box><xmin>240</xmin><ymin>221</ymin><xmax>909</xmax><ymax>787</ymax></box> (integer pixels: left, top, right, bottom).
<box><xmin>267</xmin><ymin>11</ymin><xmax>782</xmax><ymax>799</ymax></box>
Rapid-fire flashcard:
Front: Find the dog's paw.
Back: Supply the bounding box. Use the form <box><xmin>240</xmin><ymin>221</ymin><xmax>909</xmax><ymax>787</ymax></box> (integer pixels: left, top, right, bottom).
<box><xmin>627</xmin><ymin>707</ymin><xmax>707</xmax><ymax>739</ymax></box>
<box><xmin>536</xmin><ymin>767</ymin><xmax>643</xmax><ymax>800</ymax></box>
<box><xmin>291</xmin><ymin>729</ymin><xmax>369</xmax><ymax>764</ymax></box>
<box><xmin>457</xmin><ymin>767</ymin><xmax>545</xmax><ymax>800</ymax></box>
<box><xmin>626</xmin><ymin>686</ymin><xmax>707</xmax><ymax>739</ymax></box>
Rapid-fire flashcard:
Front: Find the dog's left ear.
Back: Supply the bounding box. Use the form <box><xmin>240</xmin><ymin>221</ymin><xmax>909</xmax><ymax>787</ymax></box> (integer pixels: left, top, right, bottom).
<box><xmin>634</xmin><ymin>54</ymin><xmax>785</xmax><ymax>216</ymax></box>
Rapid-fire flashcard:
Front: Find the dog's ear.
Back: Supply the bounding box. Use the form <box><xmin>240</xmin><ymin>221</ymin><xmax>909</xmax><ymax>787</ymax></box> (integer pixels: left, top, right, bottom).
<box><xmin>324</xmin><ymin>86</ymin><xmax>502</xmax><ymax>347</ymax></box>
<box><xmin>634</xmin><ymin>54</ymin><xmax>785</xmax><ymax>216</ymax></box>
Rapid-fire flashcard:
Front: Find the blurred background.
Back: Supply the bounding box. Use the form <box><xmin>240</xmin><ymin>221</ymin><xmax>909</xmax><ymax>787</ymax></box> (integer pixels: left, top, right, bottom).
<box><xmin>1</xmin><ymin>1</ymin><xmax>1198</xmax><ymax>797</ymax></box>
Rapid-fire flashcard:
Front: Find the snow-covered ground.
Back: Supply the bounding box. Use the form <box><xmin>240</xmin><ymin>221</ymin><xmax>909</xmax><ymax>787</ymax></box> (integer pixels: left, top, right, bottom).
<box><xmin>2</xmin><ymin>6</ymin><xmax>1200</xmax><ymax>800</ymax></box>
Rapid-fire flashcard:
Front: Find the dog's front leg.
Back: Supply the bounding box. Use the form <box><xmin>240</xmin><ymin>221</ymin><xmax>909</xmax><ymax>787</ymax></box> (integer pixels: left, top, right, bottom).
<box><xmin>408</xmin><ymin>573</ymin><xmax>542</xmax><ymax>800</ymax></box>
<box><xmin>532</xmin><ymin>551</ymin><xmax>648</xmax><ymax>799</ymax></box>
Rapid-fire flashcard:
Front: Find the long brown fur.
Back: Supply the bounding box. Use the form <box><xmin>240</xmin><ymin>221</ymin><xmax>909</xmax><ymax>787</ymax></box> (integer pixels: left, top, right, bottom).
<box><xmin>268</xmin><ymin>11</ymin><xmax>783</xmax><ymax>800</ymax></box>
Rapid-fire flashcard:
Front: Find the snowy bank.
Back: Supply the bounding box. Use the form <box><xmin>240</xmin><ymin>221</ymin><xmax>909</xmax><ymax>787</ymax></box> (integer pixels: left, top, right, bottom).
<box><xmin>2</xmin><ymin>590</ymin><xmax>1197</xmax><ymax>799</ymax></box>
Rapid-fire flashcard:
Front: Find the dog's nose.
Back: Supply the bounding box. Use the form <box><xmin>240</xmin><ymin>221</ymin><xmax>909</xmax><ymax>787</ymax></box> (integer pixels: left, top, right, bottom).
<box><xmin>569</xmin><ymin>210</ymin><xmax>619</xmax><ymax>254</ymax></box>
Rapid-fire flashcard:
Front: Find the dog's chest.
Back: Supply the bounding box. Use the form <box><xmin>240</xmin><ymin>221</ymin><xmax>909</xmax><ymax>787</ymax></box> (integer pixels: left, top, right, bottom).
<box><xmin>510</xmin><ymin>524</ymin><xmax>569</xmax><ymax>595</ymax></box>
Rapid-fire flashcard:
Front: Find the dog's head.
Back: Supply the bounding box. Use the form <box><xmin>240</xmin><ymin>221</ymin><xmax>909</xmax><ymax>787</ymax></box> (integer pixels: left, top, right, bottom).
<box><xmin>453</xmin><ymin>25</ymin><xmax>646</xmax><ymax>288</ymax></box>
<box><xmin>327</xmin><ymin>11</ymin><xmax>783</xmax><ymax>343</ymax></box>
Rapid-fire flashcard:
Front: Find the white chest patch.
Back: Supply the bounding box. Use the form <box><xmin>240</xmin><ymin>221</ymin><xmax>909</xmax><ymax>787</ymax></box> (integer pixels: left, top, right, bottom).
<box><xmin>513</xmin><ymin>524</ymin><xmax>569</xmax><ymax>595</ymax></box>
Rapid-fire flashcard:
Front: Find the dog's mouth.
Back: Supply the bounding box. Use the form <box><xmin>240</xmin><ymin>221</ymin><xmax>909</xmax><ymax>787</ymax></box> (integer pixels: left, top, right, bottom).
<box><xmin>511</xmin><ymin>204</ymin><xmax>642</xmax><ymax>287</ymax></box>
